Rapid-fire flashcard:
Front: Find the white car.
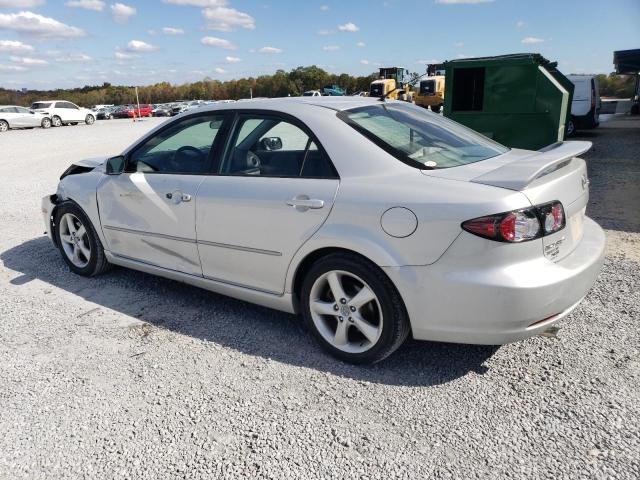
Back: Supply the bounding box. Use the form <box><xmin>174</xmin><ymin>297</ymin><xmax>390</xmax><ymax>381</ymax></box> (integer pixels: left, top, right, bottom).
<box><xmin>42</xmin><ymin>97</ymin><xmax>605</xmax><ymax>363</ymax></box>
<box><xmin>0</xmin><ymin>105</ymin><xmax>51</xmax><ymax>132</ymax></box>
<box><xmin>566</xmin><ymin>75</ymin><xmax>601</xmax><ymax>136</ymax></box>
<box><xmin>30</xmin><ymin>100</ymin><xmax>95</xmax><ymax>127</ymax></box>
<box><xmin>302</xmin><ymin>90</ymin><xmax>322</xmax><ymax>97</ymax></box>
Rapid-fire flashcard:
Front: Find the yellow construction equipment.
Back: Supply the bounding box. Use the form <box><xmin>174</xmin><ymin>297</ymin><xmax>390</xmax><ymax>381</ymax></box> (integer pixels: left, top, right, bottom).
<box><xmin>369</xmin><ymin>67</ymin><xmax>414</xmax><ymax>102</ymax></box>
<box><xmin>414</xmin><ymin>74</ymin><xmax>446</xmax><ymax>113</ymax></box>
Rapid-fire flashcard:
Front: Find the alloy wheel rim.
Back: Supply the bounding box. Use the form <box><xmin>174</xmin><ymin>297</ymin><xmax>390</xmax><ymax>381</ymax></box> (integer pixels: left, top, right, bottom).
<box><xmin>59</xmin><ymin>213</ymin><xmax>91</xmax><ymax>268</ymax></box>
<box><xmin>0</xmin><ymin>122</ymin><xmax>7</xmax><ymax>132</ymax></box>
<box><xmin>53</xmin><ymin>117</ymin><xmax>61</xmax><ymax>126</ymax></box>
<box><xmin>309</xmin><ymin>270</ymin><xmax>383</xmax><ymax>354</ymax></box>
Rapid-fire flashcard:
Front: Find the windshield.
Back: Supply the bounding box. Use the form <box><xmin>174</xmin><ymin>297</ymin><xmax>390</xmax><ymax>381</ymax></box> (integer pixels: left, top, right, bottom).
<box><xmin>338</xmin><ymin>102</ymin><xmax>508</xmax><ymax>169</ymax></box>
<box><xmin>31</xmin><ymin>102</ymin><xmax>52</xmax><ymax>109</ymax></box>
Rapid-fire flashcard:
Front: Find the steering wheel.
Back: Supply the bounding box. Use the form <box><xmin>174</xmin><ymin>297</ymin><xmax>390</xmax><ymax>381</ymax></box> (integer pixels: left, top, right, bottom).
<box><xmin>171</xmin><ymin>145</ymin><xmax>205</xmax><ymax>169</ymax></box>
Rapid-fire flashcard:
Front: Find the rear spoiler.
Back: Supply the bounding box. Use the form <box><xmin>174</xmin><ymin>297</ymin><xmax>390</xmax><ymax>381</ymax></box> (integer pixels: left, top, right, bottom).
<box><xmin>471</xmin><ymin>141</ymin><xmax>592</xmax><ymax>191</ymax></box>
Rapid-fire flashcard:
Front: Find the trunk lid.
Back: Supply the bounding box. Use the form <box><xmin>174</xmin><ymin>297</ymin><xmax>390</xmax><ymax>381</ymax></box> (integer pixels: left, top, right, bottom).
<box><xmin>423</xmin><ymin>141</ymin><xmax>592</xmax><ymax>261</ymax></box>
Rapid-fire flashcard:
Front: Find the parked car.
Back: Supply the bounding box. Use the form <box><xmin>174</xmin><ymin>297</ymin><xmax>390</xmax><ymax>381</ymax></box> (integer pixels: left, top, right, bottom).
<box><xmin>30</xmin><ymin>100</ymin><xmax>95</xmax><ymax>127</ymax></box>
<box><xmin>170</xmin><ymin>103</ymin><xmax>189</xmax><ymax>116</ymax></box>
<box><xmin>91</xmin><ymin>104</ymin><xmax>113</xmax><ymax>111</ymax></box>
<box><xmin>566</xmin><ymin>75</ymin><xmax>601</xmax><ymax>136</ymax></box>
<box><xmin>96</xmin><ymin>107</ymin><xmax>116</xmax><ymax>120</ymax></box>
<box><xmin>152</xmin><ymin>104</ymin><xmax>172</xmax><ymax>117</ymax></box>
<box><xmin>302</xmin><ymin>90</ymin><xmax>322</xmax><ymax>97</ymax></box>
<box><xmin>41</xmin><ymin>97</ymin><xmax>605</xmax><ymax>364</ymax></box>
<box><xmin>0</xmin><ymin>105</ymin><xmax>51</xmax><ymax>131</ymax></box>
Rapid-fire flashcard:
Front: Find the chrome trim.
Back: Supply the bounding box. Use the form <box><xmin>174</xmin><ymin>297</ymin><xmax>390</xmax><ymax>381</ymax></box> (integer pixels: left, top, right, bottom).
<box><xmin>103</xmin><ymin>225</ymin><xmax>196</xmax><ymax>244</ymax></box>
<box><xmin>197</xmin><ymin>239</ymin><xmax>282</xmax><ymax>257</ymax></box>
<box><xmin>103</xmin><ymin>225</ymin><xmax>282</xmax><ymax>257</ymax></box>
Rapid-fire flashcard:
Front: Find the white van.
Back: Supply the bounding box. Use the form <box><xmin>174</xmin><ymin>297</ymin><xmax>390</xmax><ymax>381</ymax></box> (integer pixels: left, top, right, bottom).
<box><xmin>567</xmin><ymin>75</ymin><xmax>601</xmax><ymax>136</ymax></box>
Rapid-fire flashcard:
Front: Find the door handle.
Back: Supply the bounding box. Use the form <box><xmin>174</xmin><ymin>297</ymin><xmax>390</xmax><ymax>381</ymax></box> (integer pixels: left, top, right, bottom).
<box><xmin>286</xmin><ymin>195</ymin><xmax>324</xmax><ymax>211</ymax></box>
<box><xmin>166</xmin><ymin>192</ymin><xmax>192</xmax><ymax>203</ymax></box>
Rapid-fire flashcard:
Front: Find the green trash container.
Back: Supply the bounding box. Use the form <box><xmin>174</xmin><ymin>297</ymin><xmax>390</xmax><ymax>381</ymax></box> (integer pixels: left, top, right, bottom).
<box><xmin>443</xmin><ymin>53</ymin><xmax>574</xmax><ymax>150</ymax></box>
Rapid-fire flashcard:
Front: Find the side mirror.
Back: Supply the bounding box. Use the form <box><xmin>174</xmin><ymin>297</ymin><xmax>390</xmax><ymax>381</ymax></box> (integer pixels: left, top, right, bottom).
<box><xmin>105</xmin><ymin>155</ymin><xmax>125</xmax><ymax>175</ymax></box>
<box><xmin>260</xmin><ymin>137</ymin><xmax>283</xmax><ymax>151</ymax></box>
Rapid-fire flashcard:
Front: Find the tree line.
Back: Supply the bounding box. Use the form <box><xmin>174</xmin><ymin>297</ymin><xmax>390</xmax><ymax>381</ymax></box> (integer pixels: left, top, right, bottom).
<box><xmin>0</xmin><ymin>66</ymin><xmax>378</xmax><ymax>107</ymax></box>
<box><xmin>0</xmin><ymin>66</ymin><xmax>635</xmax><ymax>108</ymax></box>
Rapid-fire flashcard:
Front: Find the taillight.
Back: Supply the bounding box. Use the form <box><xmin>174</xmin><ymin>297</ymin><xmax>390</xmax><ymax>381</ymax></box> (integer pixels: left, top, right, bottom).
<box><xmin>462</xmin><ymin>201</ymin><xmax>565</xmax><ymax>243</ymax></box>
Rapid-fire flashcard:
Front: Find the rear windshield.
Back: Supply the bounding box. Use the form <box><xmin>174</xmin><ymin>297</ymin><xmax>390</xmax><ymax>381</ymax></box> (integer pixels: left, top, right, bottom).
<box><xmin>31</xmin><ymin>102</ymin><xmax>52</xmax><ymax>109</ymax></box>
<box><xmin>338</xmin><ymin>102</ymin><xmax>508</xmax><ymax>170</ymax></box>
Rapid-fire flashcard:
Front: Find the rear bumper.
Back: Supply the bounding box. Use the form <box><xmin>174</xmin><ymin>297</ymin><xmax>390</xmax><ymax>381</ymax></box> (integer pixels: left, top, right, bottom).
<box><xmin>384</xmin><ymin>217</ymin><xmax>606</xmax><ymax>345</ymax></box>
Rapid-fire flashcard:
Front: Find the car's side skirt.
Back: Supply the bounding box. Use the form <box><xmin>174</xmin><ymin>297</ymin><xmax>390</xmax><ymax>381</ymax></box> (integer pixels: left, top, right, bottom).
<box><xmin>105</xmin><ymin>251</ymin><xmax>297</xmax><ymax>314</ymax></box>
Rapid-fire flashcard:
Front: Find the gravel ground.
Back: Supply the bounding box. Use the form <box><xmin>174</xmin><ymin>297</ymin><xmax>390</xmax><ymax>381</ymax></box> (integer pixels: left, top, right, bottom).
<box><xmin>0</xmin><ymin>117</ymin><xmax>638</xmax><ymax>479</ymax></box>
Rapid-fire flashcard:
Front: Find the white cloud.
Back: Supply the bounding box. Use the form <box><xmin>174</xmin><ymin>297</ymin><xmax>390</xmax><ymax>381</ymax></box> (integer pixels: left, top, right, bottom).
<box><xmin>0</xmin><ymin>39</ymin><xmax>34</xmax><ymax>53</ymax></box>
<box><xmin>10</xmin><ymin>55</ymin><xmax>47</xmax><ymax>65</ymax></box>
<box><xmin>214</xmin><ymin>67</ymin><xmax>225</xmax><ymax>73</ymax></box>
<box><xmin>162</xmin><ymin>0</ymin><xmax>225</xmax><ymax>6</ymax></box>
<box><xmin>0</xmin><ymin>11</ymin><xmax>85</xmax><ymax>38</ymax></box>
<box><xmin>114</xmin><ymin>50</ymin><xmax>138</xmax><ymax>60</ymax></box>
<box><xmin>436</xmin><ymin>0</ymin><xmax>493</xmax><ymax>3</ymax></box>
<box><xmin>200</xmin><ymin>35</ymin><xmax>236</xmax><ymax>49</ymax></box>
<box><xmin>322</xmin><ymin>45</ymin><xmax>340</xmax><ymax>51</ymax></box>
<box><xmin>521</xmin><ymin>36</ymin><xmax>544</xmax><ymax>44</ymax></box>
<box><xmin>454</xmin><ymin>41</ymin><xmax>464</xmax><ymax>47</ymax></box>
<box><xmin>65</xmin><ymin>0</ymin><xmax>105</xmax><ymax>11</ymax></box>
<box><xmin>126</xmin><ymin>40</ymin><xmax>157</xmax><ymax>52</ymax></box>
<box><xmin>516</xmin><ymin>20</ymin><xmax>525</xmax><ymax>28</ymax></box>
<box><xmin>0</xmin><ymin>64</ymin><xmax>27</xmax><ymax>72</ymax></box>
<box><xmin>162</xmin><ymin>26</ymin><xmax>184</xmax><ymax>35</ymax></box>
<box><xmin>360</xmin><ymin>59</ymin><xmax>369</xmax><ymax>65</ymax></box>
<box><xmin>320</xmin><ymin>4</ymin><xmax>328</xmax><ymax>10</ymax></box>
<box><xmin>259</xmin><ymin>46</ymin><xmax>281</xmax><ymax>54</ymax></box>
<box><xmin>0</xmin><ymin>0</ymin><xmax>44</xmax><ymax>7</ymax></box>
<box><xmin>356</xmin><ymin>41</ymin><xmax>365</xmax><ymax>47</ymax></box>
<box><xmin>48</xmin><ymin>51</ymin><xmax>92</xmax><ymax>62</ymax></box>
<box><xmin>338</xmin><ymin>22</ymin><xmax>358</xmax><ymax>32</ymax></box>
<box><xmin>317</xmin><ymin>29</ymin><xmax>333</xmax><ymax>36</ymax></box>
<box><xmin>224</xmin><ymin>55</ymin><xmax>241</xmax><ymax>63</ymax></box>
<box><xmin>111</xmin><ymin>3</ymin><xmax>136</xmax><ymax>23</ymax></box>
<box><xmin>202</xmin><ymin>6</ymin><xmax>255</xmax><ymax>31</ymax></box>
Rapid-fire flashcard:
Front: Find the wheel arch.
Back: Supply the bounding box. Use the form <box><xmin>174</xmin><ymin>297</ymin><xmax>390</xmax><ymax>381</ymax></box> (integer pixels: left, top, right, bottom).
<box><xmin>288</xmin><ymin>245</ymin><xmax>403</xmax><ymax>311</ymax></box>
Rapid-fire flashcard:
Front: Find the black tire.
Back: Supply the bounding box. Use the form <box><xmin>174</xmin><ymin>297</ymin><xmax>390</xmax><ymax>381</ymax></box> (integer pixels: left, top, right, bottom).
<box><xmin>301</xmin><ymin>252</ymin><xmax>411</xmax><ymax>364</ymax></box>
<box><xmin>431</xmin><ymin>104</ymin><xmax>442</xmax><ymax>114</ymax></box>
<box><xmin>52</xmin><ymin>116</ymin><xmax>62</xmax><ymax>127</ymax></box>
<box><xmin>0</xmin><ymin>120</ymin><xmax>8</xmax><ymax>132</ymax></box>
<box><xmin>85</xmin><ymin>114</ymin><xmax>95</xmax><ymax>125</ymax></box>
<box><xmin>70</xmin><ymin>122</ymin><xmax>78</xmax><ymax>126</ymax></box>
<box><xmin>566</xmin><ymin>118</ymin><xmax>576</xmax><ymax>137</ymax></box>
<box><xmin>41</xmin><ymin>117</ymin><xmax>52</xmax><ymax>129</ymax></box>
<box><xmin>54</xmin><ymin>202</ymin><xmax>110</xmax><ymax>277</ymax></box>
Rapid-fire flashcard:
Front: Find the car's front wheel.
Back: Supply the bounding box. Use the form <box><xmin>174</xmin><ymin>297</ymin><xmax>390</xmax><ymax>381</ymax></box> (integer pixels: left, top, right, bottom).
<box><xmin>566</xmin><ymin>118</ymin><xmax>576</xmax><ymax>137</ymax></box>
<box><xmin>431</xmin><ymin>104</ymin><xmax>442</xmax><ymax>114</ymax></box>
<box><xmin>55</xmin><ymin>202</ymin><xmax>110</xmax><ymax>276</ymax></box>
<box><xmin>85</xmin><ymin>114</ymin><xmax>95</xmax><ymax>125</ymax></box>
<box><xmin>301</xmin><ymin>253</ymin><xmax>410</xmax><ymax>364</ymax></box>
<box><xmin>41</xmin><ymin>117</ymin><xmax>51</xmax><ymax>129</ymax></box>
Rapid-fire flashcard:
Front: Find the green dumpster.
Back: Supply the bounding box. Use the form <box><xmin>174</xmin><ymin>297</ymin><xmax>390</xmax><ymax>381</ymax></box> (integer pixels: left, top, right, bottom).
<box><xmin>443</xmin><ymin>53</ymin><xmax>574</xmax><ymax>150</ymax></box>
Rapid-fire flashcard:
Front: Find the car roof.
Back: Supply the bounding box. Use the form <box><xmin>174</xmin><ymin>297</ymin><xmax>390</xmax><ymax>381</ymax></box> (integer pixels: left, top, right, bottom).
<box><xmin>196</xmin><ymin>96</ymin><xmax>382</xmax><ymax>113</ymax></box>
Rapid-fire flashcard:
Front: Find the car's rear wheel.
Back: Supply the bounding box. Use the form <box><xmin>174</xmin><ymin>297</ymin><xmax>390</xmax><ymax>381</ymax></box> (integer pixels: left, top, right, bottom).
<box><xmin>85</xmin><ymin>114</ymin><xmax>95</xmax><ymax>125</ymax></box>
<box><xmin>431</xmin><ymin>104</ymin><xmax>442</xmax><ymax>114</ymax></box>
<box><xmin>301</xmin><ymin>253</ymin><xmax>410</xmax><ymax>364</ymax></box>
<box><xmin>55</xmin><ymin>202</ymin><xmax>110</xmax><ymax>277</ymax></box>
<box><xmin>566</xmin><ymin>118</ymin><xmax>576</xmax><ymax>137</ymax></box>
<box><xmin>0</xmin><ymin>120</ymin><xmax>8</xmax><ymax>132</ymax></box>
<box><xmin>52</xmin><ymin>116</ymin><xmax>62</xmax><ymax>127</ymax></box>
<box><xmin>41</xmin><ymin>117</ymin><xmax>51</xmax><ymax>129</ymax></box>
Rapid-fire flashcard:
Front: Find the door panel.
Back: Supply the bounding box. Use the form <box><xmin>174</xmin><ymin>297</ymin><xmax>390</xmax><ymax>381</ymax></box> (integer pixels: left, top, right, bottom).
<box><xmin>98</xmin><ymin>173</ymin><xmax>205</xmax><ymax>275</ymax></box>
<box><xmin>196</xmin><ymin>177</ymin><xmax>338</xmax><ymax>293</ymax></box>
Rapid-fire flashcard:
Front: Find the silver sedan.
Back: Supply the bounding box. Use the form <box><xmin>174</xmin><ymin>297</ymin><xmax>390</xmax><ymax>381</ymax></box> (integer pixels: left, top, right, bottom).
<box><xmin>42</xmin><ymin>97</ymin><xmax>605</xmax><ymax>363</ymax></box>
<box><xmin>0</xmin><ymin>105</ymin><xmax>51</xmax><ymax>131</ymax></box>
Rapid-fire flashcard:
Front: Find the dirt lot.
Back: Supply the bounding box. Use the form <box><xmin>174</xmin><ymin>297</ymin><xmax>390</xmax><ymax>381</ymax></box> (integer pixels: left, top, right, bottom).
<box><xmin>0</xmin><ymin>116</ymin><xmax>638</xmax><ymax>479</ymax></box>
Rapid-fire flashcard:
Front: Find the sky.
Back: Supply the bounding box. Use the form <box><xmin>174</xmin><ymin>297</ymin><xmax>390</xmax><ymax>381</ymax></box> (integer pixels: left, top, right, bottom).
<box><xmin>0</xmin><ymin>0</ymin><xmax>638</xmax><ymax>90</ymax></box>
